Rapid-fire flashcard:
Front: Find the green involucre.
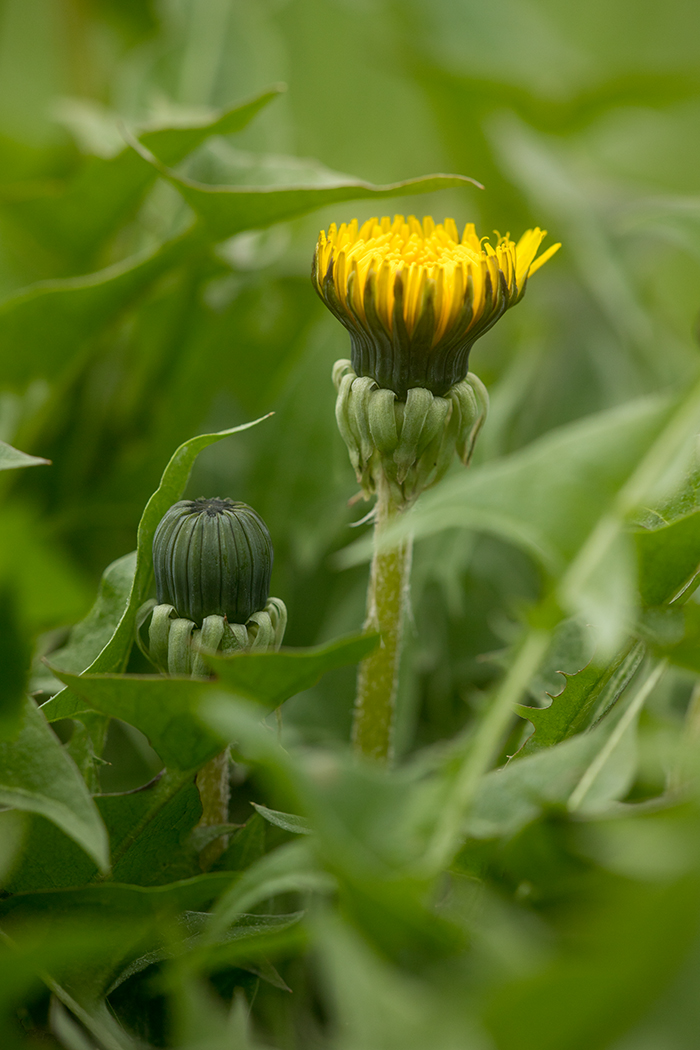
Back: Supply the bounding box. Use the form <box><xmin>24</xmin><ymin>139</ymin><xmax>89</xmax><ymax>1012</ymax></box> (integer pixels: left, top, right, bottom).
<box><xmin>153</xmin><ymin>498</ymin><xmax>273</xmax><ymax>627</ymax></box>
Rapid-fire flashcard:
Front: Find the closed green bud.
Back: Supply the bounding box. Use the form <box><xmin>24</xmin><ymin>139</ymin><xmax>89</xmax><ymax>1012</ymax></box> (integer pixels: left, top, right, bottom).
<box><xmin>153</xmin><ymin>498</ymin><xmax>273</xmax><ymax>627</ymax></box>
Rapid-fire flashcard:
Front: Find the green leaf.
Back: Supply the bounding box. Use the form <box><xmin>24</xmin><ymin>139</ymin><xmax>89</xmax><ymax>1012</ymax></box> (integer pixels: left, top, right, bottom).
<box><xmin>484</xmin><ymin>876</ymin><xmax>700</xmax><ymax>1050</ymax></box>
<box><xmin>41</xmin><ymin>418</ymin><xmax>269</xmax><ymax>723</ymax></box>
<box><xmin>0</xmin><ymin>440</ymin><xmax>49</xmax><ymax>471</ymax></box>
<box><xmin>0</xmin><ymin>874</ymin><xmax>241</xmax><ymax>1004</ymax></box>
<box><xmin>3</xmin><ymin>87</ymin><xmax>283</xmax><ymax>267</ymax></box>
<box><xmin>108</xmin><ymin>910</ymin><xmax>303</xmax><ymax>993</ymax></box>
<box><xmin>206</xmin><ymin>840</ymin><xmax>332</xmax><ymax>939</ymax></box>
<box><xmin>206</xmin><ymin>631</ymin><xmax>378</xmax><ymax>708</ymax></box>
<box><xmin>0</xmin><ymin>232</ymin><xmax>193</xmax><ymax>392</ymax></box>
<box><xmin>658</xmin><ymin>602</ymin><xmax>700</xmax><ymax>673</ymax></box>
<box><xmin>0</xmin><ymin>698</ymin><xmax>108</xmax><ymax>871</ymax></box>
<box><xmin>47</xmin><ymin>672</ymin><xmax>222</xmax><ymax>771</ymax></box>
<box><xmin>344</xmin><ymin>388</ymin><xmax>700</xmax><ymax>651</ymax></box>
<box><xmin>635</xmin><ymin>508</ymin><xmax>700</xmax><ymax>605</ymax></box>
<box><xmin>6</xmin><ymin>771</ymin><xmax>201</xmax><ymax>892</ymax></box>
<box><xmin>251</xmin><ymin>803</ymin><xmax>312</xmax><ymax>836</ymax></box>
<box><xmin>515</xmin><ymin>643</ymin><xmax>644</xmax><ymax>755</ymax></box>
<box><xmin>48</xmin><ymin>552</ymin><xmax>136</xmax><ymax>676</ymax></box>
<box><xmin>213</xmin><ymin>813</ymin><xmax>267</xmax><ymax>874</ymax></box>
<box><xmin>345</xmin><ymin>396</ymin><xmax>673</xmax><ymax>573</ymax></box>
<box><xmin>0</xmin><ymin>504</ymin><xmax>92</xmax><ymax>632</ymax></box>
<box><xmin>0</xmin><ymin>584</ymin><xmax>31</xmax><ymax>739</ymax></box>
<box><xmin>515</xmin><ymin>662</ymin><xmax>607</xmax><ymax>753</ymax></box>
<box><xmin>467</xmin><ymin>732</ymin><xmax>606</xmax><ymax>840</ymax></box>
<box><xmin>130</xmin><ymin>136</ymin><xmax>481</xmax><ymax>240</ymax></box>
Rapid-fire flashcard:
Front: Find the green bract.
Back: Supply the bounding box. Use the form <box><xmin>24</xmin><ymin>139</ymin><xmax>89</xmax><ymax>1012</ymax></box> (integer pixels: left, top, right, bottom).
<box><xmin>153</xmin><ymin>498</ymin><xmax>273</xmax><ymax>627</ymax></box>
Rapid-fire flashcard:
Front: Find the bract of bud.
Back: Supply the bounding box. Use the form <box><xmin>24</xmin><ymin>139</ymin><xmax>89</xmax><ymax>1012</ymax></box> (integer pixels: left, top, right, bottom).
<box><xmin>333</xmin><ymin>359</ymin><xmax>488</xmax><ymax>505</ymax></box>
<box><xmin>153</xmin><ymin>498</ymin><xmax>272</xmax><ymax>628</ymax></box>
<box><xmin>140</xmin><ymin>597</ymin><xmax>288</xmax><ymax>676</ymax></box>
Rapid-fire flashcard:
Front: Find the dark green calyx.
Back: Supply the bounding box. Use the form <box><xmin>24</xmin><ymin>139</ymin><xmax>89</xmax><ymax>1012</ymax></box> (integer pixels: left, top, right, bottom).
<box><xmin>153</xmin><ymin>498</ymin><xmax>273</xmax><ymax>627</ymax></box>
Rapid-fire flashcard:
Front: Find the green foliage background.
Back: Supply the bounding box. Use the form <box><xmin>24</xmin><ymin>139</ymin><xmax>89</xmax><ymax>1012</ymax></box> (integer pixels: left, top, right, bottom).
<box><xmin>2</xmin><ymin>1</ymin><xmax>700</xmax><ymax>1047</ymax></box>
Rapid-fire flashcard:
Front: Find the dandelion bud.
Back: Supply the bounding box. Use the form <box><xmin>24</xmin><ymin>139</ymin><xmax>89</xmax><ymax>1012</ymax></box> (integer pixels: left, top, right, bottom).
<box><xmin>153</xmin><ymin>498</ymin><xmax>273</xmax><ymax>627</ymax></box>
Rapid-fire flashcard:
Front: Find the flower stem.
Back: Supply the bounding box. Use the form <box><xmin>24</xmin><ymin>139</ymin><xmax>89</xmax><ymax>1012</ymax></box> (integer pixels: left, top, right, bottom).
<box><xmin>195</xmin><ymin>748</ymin><xmax>231</xmax><ymax>868</ymax></box>
<box><xmin>352</xmin><ymin>475</ymin><xmax>412</xmax><ymax>763</ymax></box>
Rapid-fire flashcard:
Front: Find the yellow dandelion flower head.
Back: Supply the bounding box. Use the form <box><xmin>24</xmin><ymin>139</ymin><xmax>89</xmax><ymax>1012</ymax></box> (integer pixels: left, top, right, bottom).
<box><xmin>312</xmin><ymin>215</ymin><xmax>560</xmax><ymax>398</ymax></box>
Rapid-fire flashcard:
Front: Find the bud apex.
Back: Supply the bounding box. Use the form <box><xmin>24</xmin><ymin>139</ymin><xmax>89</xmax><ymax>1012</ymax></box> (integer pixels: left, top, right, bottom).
<box><xmin>153</xmin><ymin>498</ymin><xmax>273</xmax><ymax>627</ymax></box>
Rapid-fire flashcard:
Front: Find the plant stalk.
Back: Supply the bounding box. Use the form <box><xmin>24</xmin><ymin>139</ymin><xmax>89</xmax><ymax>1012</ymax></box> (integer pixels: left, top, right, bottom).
<box><xmin>352</xmin><ymin>474</ymin><xmax>412</xmax><ymax>763</ymax></box>
<box><xmin>195</xmin><ymin>748</ymin><xmax>231</xmax><ymax>868</ymax></box>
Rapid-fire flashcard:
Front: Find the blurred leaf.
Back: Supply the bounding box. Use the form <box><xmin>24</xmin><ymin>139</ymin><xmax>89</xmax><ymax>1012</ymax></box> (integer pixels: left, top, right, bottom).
<box><xmin>0</xmin><ymin>231</ymin><xmax>194</xmax><ymax>392</ymax></box>
<box><xmin>0</xmin><ymin>874</ymin><xmax>242</xmax><ymax>1006</ymax></box>
<box><xmin>0</xmin><ymin>810</ymin><xmax>26</xmax><ymax>886</ymax></box>
<box><xmin>347</xmin><ymin>396</ymin><xmax>672</xmax><ymax>571</ymax></box>
<box><xmin>3</xmin><ymin>87</ymin><xmax>283</xmax><ymax>267</ymax></box>
<box><xmin>635</xmin><ymin>509</ymin><xmax>700</xmax><ymax>606</ymax></box>
<box><xmin>251</xmin><ymin>802</ymin><xmax>312</xmax><ymax>836</ymax></box>
<box><xmin>49</xmin><ymin>552</ymin><xmax>136</xmax><ymax>675</ymax></box>
<box><xmin>109</xmin><ymin>909</ymin><xmax>302</xmax><ymax>992</ymax></box>
<box><xmin>207</xmin><ymin>632</ymin><xmax>379</xmax><ymax>708</ymax></box>
<box><xmin>0</xmin><ymin>924</ymin><xmax>140</xmax><ymax>1050</ymax></box>
<box><xmin>467</xmin><ymin>731</ymin><xmax>608</xmax><ymax>840</ymax></box>
<box><xmin>483</xmin><ymin>875</ymin><xmax>700</xmax><ymax>1050</ymax></box>
<box><xmin>207</xmin><ymin>841</ymin><xmax>333</xmax><ymax>938</ymax></box>
<box><xmin>0</xmin><ymin>584</ymin><xmax>30</xmax><ymax>739</ymax></box>
<box><xmin>41</xmin><ymin>418</ymin><xmax>270</xmax><ymax>722</ymax></box>
<box><xmin>314</xmin><ymin>911</ymin><xmax>475</xmax><ymax>1050</ymax></box>
<box><xmin>0</xmin><ymin>504</ymin><xmax>92</xmax><ymax>631</ymax></box>
<box><xmin>131</xmin><ymin>136</ymin><xmax>481</xmax><ymax>239</ymax></box>
<box><xmin>0</xmin><ymin>697</ymin><xmax>108</xmax><ymax>871</ymax></box>
<box><xmin>348</xmin><ymin>389</ymin><xmax>700</xmax><ymax>650</ymax></box>
<box><xmin>658</xmin><ymin>602</ymin><xmax>700</xmax><ymax>673</ymax></box>
<box><xmin>0</xmin><ymin>440</ymin><xmax>49</xmax><ymax>470</ymax></box>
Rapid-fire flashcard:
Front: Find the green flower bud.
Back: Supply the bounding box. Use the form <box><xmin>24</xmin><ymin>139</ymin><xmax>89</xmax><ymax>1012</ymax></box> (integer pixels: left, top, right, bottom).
<box><xmin>153</xmin><ymin>498</ymin><xmax>273</xmax><ymax>627</ymax></box>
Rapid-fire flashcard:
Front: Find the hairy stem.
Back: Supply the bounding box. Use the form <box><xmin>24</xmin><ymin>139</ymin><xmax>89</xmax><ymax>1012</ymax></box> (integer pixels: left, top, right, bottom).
<box><xmin>352</xmin><ymin>475</ymin><xmax>412</xmax><ymax>763</ymax></box>
<box><xmin>195</xmin><ymin>748</ymin><xmax>230</xmax><ymax>868</ymax></box>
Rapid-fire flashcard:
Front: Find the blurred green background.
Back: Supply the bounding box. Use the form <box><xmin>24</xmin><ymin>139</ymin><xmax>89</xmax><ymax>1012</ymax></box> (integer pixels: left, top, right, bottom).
<box><xmin>2</xmin><ymin>0</ymin><xmax>700</xmax><ymax>755</ymax></box>
<box><xmin>4</xmin><ymin>3</ymin><xmax>700</xmax><ymax>1049</ymax></box>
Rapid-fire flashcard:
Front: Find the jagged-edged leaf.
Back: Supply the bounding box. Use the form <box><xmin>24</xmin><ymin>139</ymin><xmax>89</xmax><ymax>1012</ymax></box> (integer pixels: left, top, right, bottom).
<box><xmin>0</xmin><ymin>698</ymin><xmax>108</xmax><ymax>871</ymax></box>
<box><xmin>206</xmin><ymin>632</ymin><xmax>378</xmax><ymax>708</ymax></box>
<box><xmin>0</xmin><ymin>440</ymin><xmax>49</xmax><ymax>471</ymax></box>
<box><xmin>41</xmin><ymin>418</ymin><xmax>270</xmax><ymax>723</ymax></box>
<box><xmin>2</xmin><ymin>87</ymin><xmax>282</xmax><ymax>266</ymax></box>
<box><xmin>47</xmin><ymin>672</ymin><xmax>222</xmax><ymax>771</ymax></box>
<box><xmin>251</xmin><ymin>803</ymin><xmax>312</xmax><ymax>836</ymax></box>
<box><xmin>130</xmin><ymin>136</ymin><xmax>481</xmax><ymax>240</ymax></box>
<box><xmin>515</xmin><ymin>643</ymin><xmax>644</xmax><ymax>755</ymax></box>
<box><xmin>515</xmin><ymin>662</ymin><xmax>607</xmax><ymax>754</ymax></box>
<box><xmin>635</xmin><ymin>508</ymin><xmax>700</xmax><ymax>606</ymax></box>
